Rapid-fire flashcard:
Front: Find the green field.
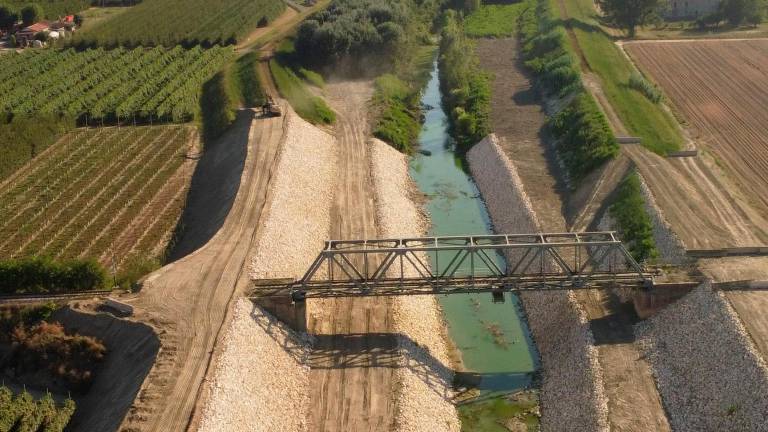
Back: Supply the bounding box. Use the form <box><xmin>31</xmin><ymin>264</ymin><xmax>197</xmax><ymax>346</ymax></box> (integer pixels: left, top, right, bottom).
<box><xmin>465</xmin><ymin>3</ymin><xmax>527</xmax><ymax>37</ymax></box>
<box><xmin>0</xmin><ymin>126</ymin><xmax>194</xmax><ymax>273</ymax></box>
<box><xmin>0</xmin><ymin>387</ymin><xmax>75</xmax><ymax>432</ymax></box>
<box><xmin>554</xmin><ymin>0</ymin><xmax>683</xmax><ymax>154</ymax></box>
<box><xmin>0</xmin><ymin>0</ymin><xmax>91</xmax><ymax>18</ymax></box>
<box><xmin>0</xmin><ymin>46</ymin><xmax>233</xmax><ymax>122</ymax></box>
<box><xmin>72</xmin><ymin>0</ymin><xmax>285</xmax><ymax>47</ymax></box>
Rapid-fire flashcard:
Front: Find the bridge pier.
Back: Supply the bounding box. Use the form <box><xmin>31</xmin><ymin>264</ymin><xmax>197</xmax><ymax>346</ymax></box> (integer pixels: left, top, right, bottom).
<box><xmin>254</xmin><ymin>294</ymin><xmax>307</xmax><ymax>333</ymax></box>
<box><xmin>632</xmin><ymin>282</ymin><xmax>698</xmax><ymax>319</ymax></box>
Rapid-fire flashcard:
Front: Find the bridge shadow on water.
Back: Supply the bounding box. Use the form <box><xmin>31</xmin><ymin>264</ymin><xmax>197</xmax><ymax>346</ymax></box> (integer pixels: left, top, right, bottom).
<box><xmin>247</xmin><ymin>302</ymin><xmax>532</xmax><ymax>402</ymax></box>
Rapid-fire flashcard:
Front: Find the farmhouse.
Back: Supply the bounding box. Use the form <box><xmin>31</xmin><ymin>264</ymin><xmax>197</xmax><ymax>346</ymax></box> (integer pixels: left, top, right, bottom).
<box><xmin>15</xmin><ymin>22</ymin><xmax>49</xmax><ymax>45</ymax></box>
<box><xmin>665</xmin><ymin>0</ymin><xmax>720</xmax><ymax>19</ymax></box>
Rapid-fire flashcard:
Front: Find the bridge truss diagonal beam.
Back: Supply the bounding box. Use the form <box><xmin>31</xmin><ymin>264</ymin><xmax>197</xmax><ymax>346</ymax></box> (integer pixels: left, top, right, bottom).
<box><xmin>251</xmin><ymin>232</ymin><xmax>653</xmax><ymax>299</ymax></box>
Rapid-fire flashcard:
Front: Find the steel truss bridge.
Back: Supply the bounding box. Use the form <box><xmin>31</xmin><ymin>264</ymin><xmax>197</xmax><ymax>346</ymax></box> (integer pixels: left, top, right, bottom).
<box><xmin>250</xmin><ymin>232</ymin><xmax>654</xmax><ymax>300</ymax></box>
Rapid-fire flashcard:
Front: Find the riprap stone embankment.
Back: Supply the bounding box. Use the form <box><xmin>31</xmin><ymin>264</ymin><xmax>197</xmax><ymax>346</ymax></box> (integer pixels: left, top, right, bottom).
<box><xmin>370</xmin><ymin>138</ymin><xmax>461</xmax><ymax>432</ymax></box>
<box><xmin>637</xmin><ymin>281</ymin><xmax>768</xmax><ymax>432</ymax></box>
<box><xmin>467</xmin><ymin>134</ymin><xmax>609</xmax><ymax>432</ymax></box>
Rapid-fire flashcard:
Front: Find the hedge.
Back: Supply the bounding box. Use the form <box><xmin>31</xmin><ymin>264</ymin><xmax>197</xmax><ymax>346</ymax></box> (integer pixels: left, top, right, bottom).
<box><xmin>519</xmin><ymin>0</ymin><xmax>618</xmax><ymax>182</ymax></box>
<box><xmin>610</xmin><ymin>172</ymin><xmax>658</xmax><ymax>263</ymax></box>
<box><xmin>0</xmin><ymin>257</ymin><xmax>108</xmax><ymax>295</ymax></box>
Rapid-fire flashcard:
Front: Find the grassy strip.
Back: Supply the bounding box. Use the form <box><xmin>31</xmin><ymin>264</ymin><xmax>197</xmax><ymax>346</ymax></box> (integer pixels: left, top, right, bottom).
<box><xmin>439</xmin><ymin>10</ymin><xmax>491</xmax><ymax>150</ymax></box>
<box><xmin>270</xmin><ymin>56</ymin><xmax>335</xmax><ymax>124</ymax></box>
<box><xmin>465</xmin><ymin>3</ymin><xmax>528</xmax><ymax>37</ymax></box>
<box><xmin>610</xmin><ymin>171</ymin><xmax>658</xmax><ymax>263</ymax></box>
<box><xmin>519</xmin><ymin>0</ymin><xmax>618</xmax><ymax>182</ymax></box>
<box><xmin>554</xmin><ymin>0</ymin><xmax>683</xmax><ymax>154</ymax></box>
<box><xmin>372</xmin><ymin>74</ymin><xmax>421</xmax><ymax>153</ymax></box>
<box><xmin>232</xmin><ymin>52</ymin><xmax>266</xmax><ymax>107</ymax></box>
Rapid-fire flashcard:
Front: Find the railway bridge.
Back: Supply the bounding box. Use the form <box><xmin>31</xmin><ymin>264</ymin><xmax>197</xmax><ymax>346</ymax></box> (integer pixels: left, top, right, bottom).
<box><xmin>250</xmin><ymin>232</ymin><xmax>657</xmax><ymax>327</ymax></box>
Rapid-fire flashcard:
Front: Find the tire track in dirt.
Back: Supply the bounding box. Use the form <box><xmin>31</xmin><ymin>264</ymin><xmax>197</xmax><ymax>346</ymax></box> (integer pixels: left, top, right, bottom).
<box><xmin>111</xmin><ymin>110</ymin><xmax>286</xmax><ymax>432</ymax></box>
<box><xmin>306</xmin><ymin>81</ymin><xmax>396</xmax><ymax>432</ymax></box>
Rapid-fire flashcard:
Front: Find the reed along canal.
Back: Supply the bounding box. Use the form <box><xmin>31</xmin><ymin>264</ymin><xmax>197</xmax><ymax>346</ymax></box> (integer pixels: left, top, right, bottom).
<box><xmin>409</xmin><ymin>60</ymin><xmax>541</xmax><ymax>429</ymax></box>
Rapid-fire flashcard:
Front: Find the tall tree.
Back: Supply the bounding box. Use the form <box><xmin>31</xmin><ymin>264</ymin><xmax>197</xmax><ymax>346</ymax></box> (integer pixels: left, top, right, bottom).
<box><xmin>0</xmin><ymin>5</ymin><xmax>19</xmax><ymax>32</ymax></box>
<box><xmin>598</xmin><ymin>0</ymin><xmax>662</xmax><ymax>37</ymax></box>
<box><xmin>20</xmin><ymin>4</ymin><xmax>43</xmax><ymax>26</ymax></box>
<box><xmin>719</xmin><ymin>0</ymin><xmax>764</xmax><ymax>25</ymax></box>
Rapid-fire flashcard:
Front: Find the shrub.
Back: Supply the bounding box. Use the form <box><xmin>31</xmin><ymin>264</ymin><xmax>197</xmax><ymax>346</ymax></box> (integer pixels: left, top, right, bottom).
<box><xmin>519</xmin><ymin>0</ymin><xmax>618</xmax><ymax>181</ymax></box>
<box><xmin>550</xmin><ymin>92</ymin><xmax>618</xmax><ymax>181</ymax></box>
<box><xmin>232</xmin><ymin>52</ymin><xmax>265</xmax><ymax>108</ymax></box>
<box><xmin>628</xmin><ymin>72</ymin><xmax>663</xmax><ymax>103</ymax></box>
<box><xmin>439</xmin><ymin>10</ymin><xmax>491</xmax><ymax>150</ymax></box>
<box><xmin>9</xmin><ymin>321</ymin><xmax>106</xmax><ymax>391</ymax></box>
<box><xmin>610</xmin><ymin>172</ymin><xmax>658</xmax><ymax>263</ymax></box>
<box><xmin>372</xmin><ymin>74</ymin><xmax>421</xmax><ymax>152</ymax></box>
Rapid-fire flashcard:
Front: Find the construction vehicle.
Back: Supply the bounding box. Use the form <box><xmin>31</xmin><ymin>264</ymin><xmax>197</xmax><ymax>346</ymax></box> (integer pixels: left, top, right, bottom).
<box><xmin>262</xmin><ymin>96</ymin><xmax>282</xmax><ymax>117</ymax></box>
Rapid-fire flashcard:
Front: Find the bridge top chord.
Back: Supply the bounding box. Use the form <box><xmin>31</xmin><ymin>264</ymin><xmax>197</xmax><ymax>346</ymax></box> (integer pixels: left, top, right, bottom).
<box><xmin>250</xmin><ymin>232</ymin><xmax>654</xmax><ymax>300</ymax></box>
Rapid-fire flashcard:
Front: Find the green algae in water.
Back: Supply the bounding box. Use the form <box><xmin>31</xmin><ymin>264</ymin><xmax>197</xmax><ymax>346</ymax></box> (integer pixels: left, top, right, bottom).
<box><xmin>458</xmin><ymin>393</ymin><xmax>540</xmax><ymax>432</ymax></box>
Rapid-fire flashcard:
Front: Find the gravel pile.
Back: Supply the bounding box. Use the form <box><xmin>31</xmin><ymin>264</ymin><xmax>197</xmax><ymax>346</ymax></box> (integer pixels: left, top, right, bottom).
<box><xmin>198</xmin><ymin>300</ymin><xmax>312</xmax><ymax>432</ymax></box>
<box><xmin>636</xmin><ymin>281</ymin><xmax>768</xmax><ymax>432</ymax></box>
<box><xmin>199</xmin><ymin>109</ymin><xmax>337</xmax><ymax>431</ymax></box>
<box><xmin>370</xmin><ymin>139</ymin><xmax>460</xmax><ymax>432</ymax></box>
<box><xmin>250</xmin><ymin>110</ymin><xmax>337</xmax><ymax>280</ymax></box>
<box><xmin>468</xmin><ymin>134</ymin><xmax>609</xmax><ymax>432</ymax></box>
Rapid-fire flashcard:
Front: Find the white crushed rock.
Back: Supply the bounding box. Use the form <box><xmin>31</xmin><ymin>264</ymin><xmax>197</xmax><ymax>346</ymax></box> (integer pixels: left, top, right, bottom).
<box><xmin>467</xmin><ymin>134</ymin><xmax>609</xmax><ymax>432</ymax></box>
<box><xmin>198</xmin><ymin>300</ymin><xmax>312</xmax><ymax>432</ymax></box>
<box><xmin>370</xmin><ymin>139</ymin><xmax>460</xmax><ymax>432</ymax></box>
<box><xmin>199</xmin><ymin>108</ymin><xmax>337</xmax><ymax>431</ymax></box>
<box><xmin>636</xmin><ymin>281</ymin><xmax>768</xmax><ymax>432</ymax></box>
<box><xmin>250</xmin><ymin>110</ymin><xmax>337</xmax><ymax>280</ymax></box>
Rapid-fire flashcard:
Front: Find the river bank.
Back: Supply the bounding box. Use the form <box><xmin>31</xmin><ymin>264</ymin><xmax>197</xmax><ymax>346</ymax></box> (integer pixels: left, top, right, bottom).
<box><xmin>468</xmin><ymin>135</ymin><xmax>609</xmax><ymax>431</ymax></box>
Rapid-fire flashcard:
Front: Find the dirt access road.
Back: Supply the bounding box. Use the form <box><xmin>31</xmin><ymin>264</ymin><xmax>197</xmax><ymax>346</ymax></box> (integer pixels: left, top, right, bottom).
<box><xmin>476</xmin><ymin>36</ymin><xmax>671</xmax><ymax>432</ymax></box>
<box><xmin>305</xmin><ymin>81</ymin><xmax>397</xmax><ymax>432</ymax></box>
<box><xmin>115</xmin><ymin>110</ymin><xmax>285</xmax><ymax>432</ymax></box>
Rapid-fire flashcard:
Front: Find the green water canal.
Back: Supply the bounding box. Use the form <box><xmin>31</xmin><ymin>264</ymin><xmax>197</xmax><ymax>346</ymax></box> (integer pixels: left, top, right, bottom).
<box><xmin>408</xmin><ymin>60</ymin><xmax>540</xmax><ymax>430</ymax></box>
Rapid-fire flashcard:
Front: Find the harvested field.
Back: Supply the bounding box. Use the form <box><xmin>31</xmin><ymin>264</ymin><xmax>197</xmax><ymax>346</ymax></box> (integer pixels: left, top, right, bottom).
<box><xmin>0</xmin><ymin>125</ymin><xmax>197</xmax><ymax>270</ymax></box>
<box><xmin>626</xmin><ymin>40</ymin><xmax>768</xmax><ymax>245</ymax></box>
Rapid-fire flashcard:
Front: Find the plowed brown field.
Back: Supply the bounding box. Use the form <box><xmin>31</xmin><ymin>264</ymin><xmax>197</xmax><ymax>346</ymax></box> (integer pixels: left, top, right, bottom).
<box><xmin>626</xmin><ymin>40</ymin><xmax>768</xmax><ymax>227</ymax></box>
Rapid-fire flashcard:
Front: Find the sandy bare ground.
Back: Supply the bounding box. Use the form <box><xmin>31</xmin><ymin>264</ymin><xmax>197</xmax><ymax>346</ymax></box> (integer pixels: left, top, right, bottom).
<box><xmin>53</xmin><ymin>306</ymin><xmax>160</xmax><ymax>432</ymax></box>
<box><xmin>304</xmin><ymin>81</ymin><xmax>398</xmax><ymax>432</ymax></box>
<box><xmin>476</xmin><ymin>37</ymin><xmax>670</xmax><ymax>432</ymax></box>
<box><xmin>110</xmin><ymin>109</ymin><xmax>285</xmax><ymax>432</ymax></box>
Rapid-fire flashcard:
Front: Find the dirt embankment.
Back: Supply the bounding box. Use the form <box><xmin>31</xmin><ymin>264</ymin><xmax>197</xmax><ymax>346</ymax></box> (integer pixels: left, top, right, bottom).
<box><xmin>118</xmin><ymin>109</ymin><xmax>285</xmax><ymax>432</ymax></box>
<box><xmin>637</xmin><ymin>281</ymin><xmax>768</xmax><ymax>431</ymax></box>
<box><xmin>52</xmin><ymin>306</ymin><xmax>159</xmax><ymax>432</ymax></box>
<box><xmin>370</xmin><ymin>139</ymin><xmax>460</xmax><ymax>432</ymax></box>
<box><xmin>467</xmin><ymin>135</ymin><xmax>609</xmax><ymax>432</ymax></box>
<box><xmin>196</xmin><ymin>108</ymin><xmax>337</xmax><ymax>431</ymax></box>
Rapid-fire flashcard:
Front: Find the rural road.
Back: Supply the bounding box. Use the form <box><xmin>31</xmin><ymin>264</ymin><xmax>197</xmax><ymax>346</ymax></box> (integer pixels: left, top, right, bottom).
<box><xmin>117</xmin><ymin>109</ymin><xmax>285</xmax><ymax>432</ymax></box>
<box><xmin>306</xmin><ymin>81</ymin><xmax>397</xmax><ymax>431</ymax></box>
